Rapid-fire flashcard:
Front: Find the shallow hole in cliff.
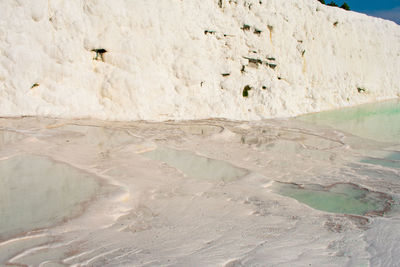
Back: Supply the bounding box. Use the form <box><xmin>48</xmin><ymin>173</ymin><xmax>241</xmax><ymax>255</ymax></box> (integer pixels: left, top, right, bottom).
<box><xmin>270</xmin><ymin>182</ymin><xmax>392</xmax><ymax>216</ymax></box>
<box><xmin>91</xmin><ymin>48</ymin><xmax>107</xmax><ymax>61</ymax></box>
<box><xmin>0</xmin><ymin>155</ymin><xmax>100</xmax><ymax>241</ymax></box>
<box><xmin>142</xmin><ymin>147</ymin><xmax>247</xmax><ymax>182</ymax></box>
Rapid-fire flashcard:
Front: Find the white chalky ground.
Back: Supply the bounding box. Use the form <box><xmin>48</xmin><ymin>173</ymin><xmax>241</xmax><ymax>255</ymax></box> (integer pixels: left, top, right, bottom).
<box><xmin>1</xmin><ymin>101</ymin><xmax>399</xmax><ymax>266</ymax></box>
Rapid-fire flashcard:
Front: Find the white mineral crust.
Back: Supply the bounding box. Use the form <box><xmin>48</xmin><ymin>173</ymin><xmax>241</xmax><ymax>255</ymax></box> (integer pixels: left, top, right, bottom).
<box><xmin>0</xmin><ymin>0</ymin><xmax>399</xmax><ymax>121</ymax></box>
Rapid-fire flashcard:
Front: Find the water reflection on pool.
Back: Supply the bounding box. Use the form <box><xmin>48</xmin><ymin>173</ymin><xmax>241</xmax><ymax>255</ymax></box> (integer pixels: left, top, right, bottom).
<box><xmin>0</xmin><ymin>155</ymin><xmax>99</xmax><ymax>240</ymax></box>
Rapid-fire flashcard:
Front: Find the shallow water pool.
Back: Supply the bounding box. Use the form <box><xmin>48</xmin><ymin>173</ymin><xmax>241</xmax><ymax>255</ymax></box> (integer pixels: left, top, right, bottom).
<box><xmin>142</xmin><ymin>147</ymin><xmax>247</xmax><ymax>181</ymax></box>
<box><xmin>299</xmin><ymin>99</ymin><xmax>400</xmax><ymax>143</ymax></box>
<box><xmin>0</xmin><ymin>155</ymin><xmax>99</xmax><ymax>240</ymax></box>
<box><xmin>271</xmin><ymin>182</ymin><xmax>392</xmax><ymax>216</ymax></box>
<box><xmin>361</xmin><ymin>152</ymin><xmax>400</xmax><ymax>169</ymax></box>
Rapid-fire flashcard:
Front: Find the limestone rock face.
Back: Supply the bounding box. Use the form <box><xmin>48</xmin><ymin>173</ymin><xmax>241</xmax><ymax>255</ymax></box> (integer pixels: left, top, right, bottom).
<box><xmin>0</xmin><ymin>0</ymin><xmax>399</xmax><ymax>121</ymax></box>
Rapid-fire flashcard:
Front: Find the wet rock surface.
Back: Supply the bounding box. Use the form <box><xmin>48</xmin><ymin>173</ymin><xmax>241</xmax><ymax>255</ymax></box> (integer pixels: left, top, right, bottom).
<box><xmin>0</xmin><ymin>112</ymin><xmax>399</xmax><ymax>266</ymax></box>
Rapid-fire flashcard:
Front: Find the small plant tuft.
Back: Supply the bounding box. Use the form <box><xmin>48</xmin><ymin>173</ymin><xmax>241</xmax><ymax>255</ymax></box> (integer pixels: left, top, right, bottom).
<box><xmin>340</xmin><ymin>2</ymin><xmax>350</xmax><ymax>10</ymax></box>
<box><xmin>254</xmin><ymin>28</ymin><xmax>262</xmax><ymax>35</ymax></box>
<box><xmin>327</xmin><ymin>1</ymin><xmax>338</xmax><ymax>7</ymax></box>
<box><xmin>357</xmin><ymin>87</ymin><xmax>366</xmax><ymax>93</ymax></box>
<box><xmin>242</xmin><ymin>24</ymin><xmax>251</xmax><ymax>31</ymax></box>
<box><xmin>243</xmin><ymin>85</ymin><xmax>252</xmax><ymax>97</ymax></box>
<box><xmin>318</xmin><ymin>0</ymin><xmax>350</xmax><ymax>10</ymax></box>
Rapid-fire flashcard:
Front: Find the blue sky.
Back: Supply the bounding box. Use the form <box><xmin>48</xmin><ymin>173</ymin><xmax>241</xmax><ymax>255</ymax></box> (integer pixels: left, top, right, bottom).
<box><xmin>336</xmin><ymin>0</ymin><xmax>400</xmax><ymax>24</ymax></box>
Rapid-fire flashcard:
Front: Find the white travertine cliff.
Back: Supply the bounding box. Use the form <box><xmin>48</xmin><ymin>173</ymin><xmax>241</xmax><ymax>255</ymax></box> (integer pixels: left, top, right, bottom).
<box><xmin>0</xmin><ymin>0</ymin><xmax>399</xmax><ymax>121</ymax></box>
